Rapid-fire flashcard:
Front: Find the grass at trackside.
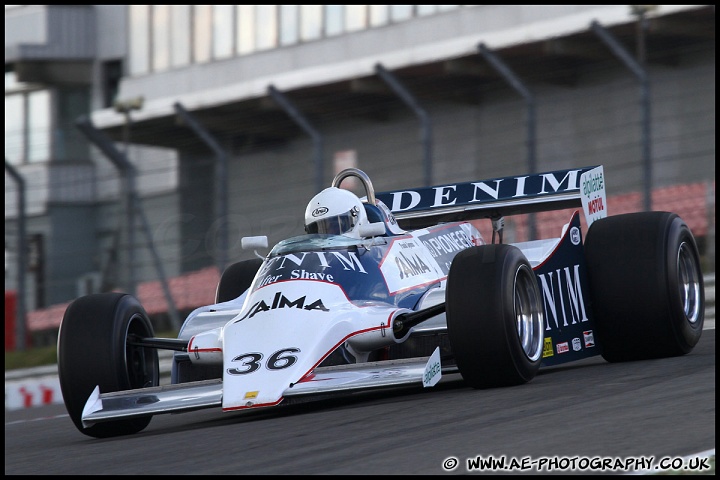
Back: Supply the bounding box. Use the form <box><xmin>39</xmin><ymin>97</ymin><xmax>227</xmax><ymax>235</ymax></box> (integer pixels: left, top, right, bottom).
<box><xmin>4</xmin><ymin>330</ymin><xmax>179</xmax><ymax>371</ymax></box>
<box><xmin>4</xmin><ymin>343</ymin><xmax>58</xmax><ymax>371</ymax></box>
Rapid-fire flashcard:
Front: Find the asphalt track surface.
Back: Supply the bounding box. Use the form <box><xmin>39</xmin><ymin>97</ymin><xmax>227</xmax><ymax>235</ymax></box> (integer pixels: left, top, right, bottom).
<box><xmin>5</xmin><ymin>329</ymin><xmax>715</xmax><ymax>475</ymax></box>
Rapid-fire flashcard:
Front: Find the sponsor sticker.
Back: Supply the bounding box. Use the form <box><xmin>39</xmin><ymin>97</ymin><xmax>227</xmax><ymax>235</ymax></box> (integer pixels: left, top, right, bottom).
<box><xmin>237</xmin><ymin>292</ymin><xmax>329</xmax><ymax>322</ymax></box>
<box><xmin>536</xmin><ymin>261</ymin><xmax>589</xmax><ymax>332</ymax></box>
<box><xmin>379</xmin><ymin>237</ymin><xmax>440</xmax><ymax>294</ymax></box>
<box><xmin>244</xmin><ymin>391</ymin><xmax>259</xmax><ymax>399</ymax></box>
<box><xmin>543</xmin><ymin>337</ymin><xmax>554</xmax><ymax>358</ymax></box>
<box><xmin>290</xmin><ymin>269</ymin><xmax>334</xmax><ymax>282</ymax></box>
<box><xmin>580</xmin><ymin>165</ymin><xmax>607</xmax><ymax>227</ymax></box>
<box><xmin>312</xmin><ymin>207</ymin><xmax>329</xmax><ymax>217</ymax></box>
<box><xmin>423</xmin><ymin>347</ymin><xmax>442</xmax><ymax>387</ymax></box>
<box><xmin>418</xmin><ymin>225</ymin><xmax>475</xmax><ymax>274</ymax></box>
<box><xmin>572</xmin><ymin>337</ymin><xmax>582</xmax><ymax>351</ymax></box>
<box><xmin>254</xmin><ymin>250</ymin><xmax>369</xmax><ymax>291</ymax></box>
<box><xmin>556</xmin><ymin>341</ymin><xmax>569</xmax><ymax>354</ymax></box>
<box><xmin>583</xmin><ymin>330</ymin><xmax>595</xmax><ymax>348</ymax></box>
<box><xmin>379</xmin><ymin>167</ymin><xmax>588</xmax><ymax>214</ymax></box>
<box><xmin>570</xmin><ymin>226</ymin><xmax>581</xmax><ymax>245</ymax></box>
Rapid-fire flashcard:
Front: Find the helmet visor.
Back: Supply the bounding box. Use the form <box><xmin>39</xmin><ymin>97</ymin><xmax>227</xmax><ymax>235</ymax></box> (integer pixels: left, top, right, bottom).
<box><xmin>306</xmin><ymin>212</ymin><xmax>356</xmax><ymax>235</ymax></box>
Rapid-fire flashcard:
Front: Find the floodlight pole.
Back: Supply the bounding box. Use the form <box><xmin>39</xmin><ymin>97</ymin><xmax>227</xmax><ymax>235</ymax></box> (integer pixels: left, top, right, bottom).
<box><xmin>268</xmin><ymin>85</ymin><xmax>325</xmax><ymax>193</ymax></box>
<box><xmin>375</xmin><ymin>63</ymin><xmax>433</xmax><ymax>187</ymax></box>
<box><xmin>591</xmin><ymin>19</ymin><xmax>652</xmax><ymax>211</ymax></box>
<box><xmin>114</xmin><ymin>96</ymin><xmax>144</xmax><ymax>295</ymax></box>
<box><xmin>478</xmin><ymin>44</ymin><xmax>537</xmax><ymax>240</ymax></box>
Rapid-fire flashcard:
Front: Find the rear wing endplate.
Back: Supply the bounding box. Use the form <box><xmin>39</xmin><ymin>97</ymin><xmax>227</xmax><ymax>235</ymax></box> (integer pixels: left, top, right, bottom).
<box><xmin>375</xmin><ymin>165</ymin><xmax>606</xmax><ymax>230</ymax></box>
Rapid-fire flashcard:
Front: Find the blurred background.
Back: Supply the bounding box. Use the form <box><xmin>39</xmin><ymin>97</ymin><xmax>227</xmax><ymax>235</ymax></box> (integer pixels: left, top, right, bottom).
<box><xmin>4</xmin><ymin>5</ymin><xmax>715</xmax><ymax>351</ymax></box>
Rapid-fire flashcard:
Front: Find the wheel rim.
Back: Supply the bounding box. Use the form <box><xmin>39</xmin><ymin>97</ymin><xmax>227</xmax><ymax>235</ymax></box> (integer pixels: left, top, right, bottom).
<box><xmin>514</xmin><ymin>265</ymin><xmax>544</xmax><ymax>362</ymax></box>
<box><xmin>677</xmin><ymin>241</ymin><xmax>701</xmax><ymax>324</ymax></box>
<box><xmin>125</xmin><ymin>314</ymin><xmax>158</xmax><ymax>389</ymax></box>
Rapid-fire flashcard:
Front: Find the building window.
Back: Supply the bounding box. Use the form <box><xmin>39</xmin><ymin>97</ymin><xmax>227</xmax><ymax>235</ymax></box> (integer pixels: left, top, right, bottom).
<box><xmin>129</xmin><ymin>5</ymin><xmax>150</xmax><ymax>76</ymax></box>
<box><xmin>126</xmin><ymin>5</ymin><xmax>470</xmax><ymax>75</ymax></box>
<box><xmin>417</xmin><ymin>5</ymin><xmax>438</xmax><ymax>16</ymax></box>
<box><xmin>27</xmin><ymin>90</ymin><xmax>51</xmax><ymax>163</ymax></box>
<box><xmin>5</xmin><ymin>93</ymin><xmax>24</xmax><ymax>164</ymax></box>
<box><xmin>193</xmin><ymin>5</ymin><xmax>213</xmax><ymax>63</ymax></box>
<box><xmin>369</xmin><ymin>5</ymin><xmax>389</xmax><ymax>27</ymax></box>
<box><xmin>300</xmin><ymin>5</ymin><xmax>322</xmax><ymax>42</ymax></box>
<box><xmin>324</xmin><ymin>5</ymin><xmax>343</xmax><ymax>37</ymax></box>
<box><xmin>390</xmin><ymin>5</ymin><xmax>414</xmax><ymax>22</ymax></box>
<box><xmin>213</xmin><ymin>5</ymin><xmax>235</xmax><ymax>59</ymax></box>
<box><xmin>170</xmin><ymin>5</ymin><xmax>191</xmax><ymax>68</ymax></box>
<box><xmin>5</xmin><ymin>71</ymin><xmax>51</xmax><ymax>165</ymax></box>
<box><xmin>152</xmin><ymin>5</ymin><xmax>171</xmax><ymax>72</ymax></box>
<box><xmin>345</xmin><ymin>5</ymin><xmax>367</xmax><ymax>32</ymax></box>
<box><xmin>255</xmin><ymin>5</ymin><xmax>278</xmax><ymax>51</ymax></box>
<box><xmin>279</xmin><ymin>4</ymin><xmax>299</xmax><ymax>46</ymax></box>
<box><xmin>237</xmin><ymin>5</ymin><xmax>255</xmax><ymax>55</ymax></box>
<box><xmin>102</xmin><ymin>60</ymin><xmax>122</xmax><ymax>109</ymax></box>
<box><xmin>55</xmin><ymin>87</ymin><xmax>90</xmax><ymax>161</ymax></box>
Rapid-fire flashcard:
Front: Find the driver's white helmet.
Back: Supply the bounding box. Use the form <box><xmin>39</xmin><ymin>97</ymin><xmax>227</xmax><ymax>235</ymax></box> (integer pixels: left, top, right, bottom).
<box><xmin>304</xmin><ymin>187</ymin><xmax>368</xmax><ymax>239</ymax></box>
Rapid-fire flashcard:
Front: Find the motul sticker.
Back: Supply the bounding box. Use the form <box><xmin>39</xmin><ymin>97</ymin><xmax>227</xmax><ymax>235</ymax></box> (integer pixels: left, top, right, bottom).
<box><xmin>580</xmin><ymin>165</ymin><xmax>607</xmax><ymax>227</ymax></box>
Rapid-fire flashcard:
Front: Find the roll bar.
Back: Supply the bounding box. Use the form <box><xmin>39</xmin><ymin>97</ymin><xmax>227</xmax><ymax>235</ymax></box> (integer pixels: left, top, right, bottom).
<box><xmin>331</xmin><ymin>168</ymin><xmax>376</xmax><ymax>205</ymax></box>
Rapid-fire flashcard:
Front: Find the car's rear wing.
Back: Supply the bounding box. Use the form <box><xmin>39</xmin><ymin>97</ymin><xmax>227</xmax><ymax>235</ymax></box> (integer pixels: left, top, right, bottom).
<box><xmin>375</xmin><ymin>165</ymin><xmax>607</xmax><ymax>230</ymax></box>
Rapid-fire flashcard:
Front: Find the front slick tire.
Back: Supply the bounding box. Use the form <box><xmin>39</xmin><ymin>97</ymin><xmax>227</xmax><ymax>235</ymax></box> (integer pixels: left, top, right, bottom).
<box><xmin>446</xmin><ymin>245</ymin><xmax>544</xmax><ymax>389</ymax></box>
<box><xmin>58</xmin><ymin>293</ymin><xmax>159</xmax><ymax>438</ymax></box>
<box><xmin>585</xmin><ymin>212</ymin><xmax>704</xmax><ymax>362</ymax></box>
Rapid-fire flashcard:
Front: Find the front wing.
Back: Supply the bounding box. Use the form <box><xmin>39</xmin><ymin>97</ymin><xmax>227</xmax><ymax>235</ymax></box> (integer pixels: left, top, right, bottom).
<box><xmin>81</xmin><ymin>351</ymin><xmax>451</xmax><ymax>427</ymax></box>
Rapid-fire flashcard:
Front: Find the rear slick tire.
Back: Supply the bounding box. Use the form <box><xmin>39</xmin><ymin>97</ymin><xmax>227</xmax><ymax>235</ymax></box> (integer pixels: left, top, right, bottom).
<box><xmin>584</xmin><ymin>212</ymin><xmax>704</xmax><ymax>362</ymax></box>
<box><xmin>58</xmin><ymin>293</ymin><xmax>159</xmax><ymax>438</ymax></box>
<box><xmin>446</xmin><ymin>245</ymin><xmax>544</xmax><ymax>389</ymax></box>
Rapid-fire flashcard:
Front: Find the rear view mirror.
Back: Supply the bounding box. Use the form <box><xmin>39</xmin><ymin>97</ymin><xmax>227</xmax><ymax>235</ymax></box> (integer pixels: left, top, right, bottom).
<box><xmin>359</xmin><ymin>222</ymin><xmax>386</xmax><ymax>238</ymax></box>
<box><xmin>241</xmin><ymin>236</ymin><xmax>268</xmax><ymax>249</ymax></box>
<box><xmin>241</xmin><ymin>235</ymin><xmax>268</xmax><ymax>252</ymax></box>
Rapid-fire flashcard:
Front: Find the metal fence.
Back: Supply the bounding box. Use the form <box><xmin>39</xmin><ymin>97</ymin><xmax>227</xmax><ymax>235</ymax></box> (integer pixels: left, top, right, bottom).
<box><xmin>4</xmin><ymin>15</ymin><xmax>716</xmax><ymax>347</ymax></box>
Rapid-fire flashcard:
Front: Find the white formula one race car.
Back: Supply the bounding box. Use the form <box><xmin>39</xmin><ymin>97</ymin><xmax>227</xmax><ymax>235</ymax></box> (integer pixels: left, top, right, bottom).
<box><xmin>57</xmin><ymin>165</ymin><xmax>705</xmax><ymax>438</ymax></box>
